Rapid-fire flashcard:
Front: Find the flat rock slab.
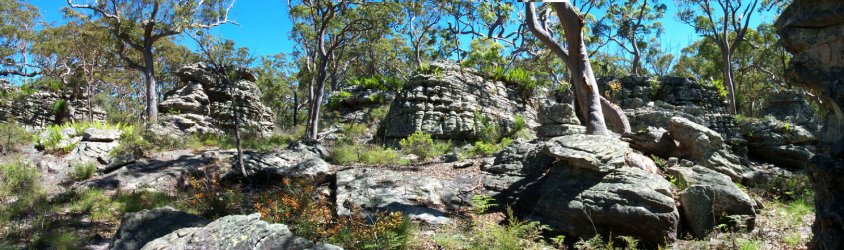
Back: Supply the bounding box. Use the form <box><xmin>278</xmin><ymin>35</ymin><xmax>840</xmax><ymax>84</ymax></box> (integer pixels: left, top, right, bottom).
<box><xmin>335</xmin><ymin>167</ymin><xmax>472</xmax><ymax>225</ymax></box>
<box><xmin>141</xmin><ymin>213</ymin><xmax>340</xmax><ymax>250</ymax></box>
<box><xmin>111</xmin><ymin>207</ymin><xmax>210</xmax><ymax>250</ymax></box>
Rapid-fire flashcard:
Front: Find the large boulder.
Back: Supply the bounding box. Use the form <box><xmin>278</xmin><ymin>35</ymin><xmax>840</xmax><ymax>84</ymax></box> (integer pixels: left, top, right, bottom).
<box><xmin>668</xmin><ymin>164</ymin><xmax>757</xmax><ymax>238</ymax></box>
<box><xmin>152</xmin><ymin>63</ymin><xmax>275</xmax><ymax>137</ymax></box>
<box><xmin>224</xmin><ymin>143</ymin><xmax>332</xmax><ymax>182</ymax></box>
<box><xmin>379</xmin><ymin>62</ymin><xmax>538</xmax><ymax>141</ymax></box>
<box><xmin>82</xmin><ymin>149</ymin><xmax>214</xmax><ymax>192</ymax></box>
<box><xmin>141</xmin><ymin>213</ymin><xmax>341</xmax><ymax>250</ymax></box>
<box><xmin>111</xmin><ymin>207</ymin><xmax>210</xmax><ymax>250</ymax></box>
<box><xmin>776</xmin><ymin>1</ymin><xmax>844</xmax><ymax>248</ymax></box>
<box><xmin>667</xmin><ymin>117</ymin><xmax>752</xmax><ymax>181</ymax></box>
<box><xmin>335</xmin><ymin>167</ymin><xmax>474</xmax><ymax>224</ymax></box>
<box><xmin>741</xmin><ymin>117</ymin><xmax>817</xmax><ymax>168</ymax></box>
<box><xmin>483</xmin><ymin>135</ymin><xmax>679</xmax><ymax>244</ymax></box>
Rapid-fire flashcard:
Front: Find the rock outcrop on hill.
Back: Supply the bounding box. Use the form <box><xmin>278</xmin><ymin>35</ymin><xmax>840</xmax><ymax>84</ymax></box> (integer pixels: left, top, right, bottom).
<box><xmin>379</xmin><ymin>62</ymin><xmax>538</xmax><ymax>141</ymax></box>
<box><xmin>151</xmin><ymin>63</ymin><xmax>275</xmax><ymax>137</ymax></box>
<box><xmin>0</xmin><ymin>85</ymin><xmax>105</xmax><ymax>129</ymax></box>
<box><xmin>776</xmin><ymin>1</ymin><xmax>844</xmax><ymax>248</ymax></box>
<box><xmin>111</xmin><ymin>207</ymin><xmax>210</xmax><ymax>250</ymax></box>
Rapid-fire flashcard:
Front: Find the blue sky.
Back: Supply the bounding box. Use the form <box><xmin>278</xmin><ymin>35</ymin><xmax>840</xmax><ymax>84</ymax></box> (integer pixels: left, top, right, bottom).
<box><xmin>30</xmin><ymin>1</ymin><xmax>779</xmax><ymax>59</ymax></box>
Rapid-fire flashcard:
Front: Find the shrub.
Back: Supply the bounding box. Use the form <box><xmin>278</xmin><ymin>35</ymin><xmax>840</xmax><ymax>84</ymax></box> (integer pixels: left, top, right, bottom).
<box><xmin>254</xmin><ymin>179</ymin><xmax>414</xmax><ymax>249</ymax></box>
<box><xmin>0</xmin><ymin>161</ymin><xmax>41</xmax><ymax>201</ymax></box>
<box><xmin>0</xmin><ymin>120</ymin><xmax>30</xmax><ymax>155</ymax></box>
<box><xmin>35</xmin><ymin>121</ymin><xmax>136</xmax><ymax>154</ymax></box>
<box><xmin>69</xmin><ymin>161</ymin><xmax>97</xmax><ymax>181</ymax></box>
<box><xmin>471</xmin><ymin>138</ymin><xmax>512</xmax><ymax>157</ymax></box>
<box><xmin>180</xmin><ymin>173</ymin><xmax>245</xmax><ymax>219</ymax></box>
<box><xmin>468</xmin><ymin>207</ymin><xmax>550</xmax><ymax>249</ymax></box>
<box><xmin>330</xmin><ymin>144</ymin><xmax>359</xmax><ymax>165</ymax></box>
<box><xmin>474</xmin><ymin>112</ymin><xmax>501</xmax><ymax>144</ymax></box>
<box><xmin>471</xmin><ymin>195</ymin><xmax>496</xmax><ymax>214</ymax></box>
<box><xmin>341</xmin><ymin>123</ymin><xmax>369</xmax><ymax>143</ymax></box>
<box><xmin>328</xmin><ymin>90</ymin><xmax>352</xmax><ymax>109</ymax></box>
<box><xmin>330</xmin><ymin>144</ymin><xmax>408</xmax><ymax>166</ymax></box>
<box><xmin>400</xmin><ymin>131</ymin><xmax>436</xmax><ymax>161</ymax></box>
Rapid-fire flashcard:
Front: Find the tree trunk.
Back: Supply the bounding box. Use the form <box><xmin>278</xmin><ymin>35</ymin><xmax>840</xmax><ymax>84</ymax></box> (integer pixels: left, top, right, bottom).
<box><xmin>143</xmin><ymin>49</ymin><xmax>158</xmax><ymax>121</ymax></box>
<box><xmin>600</xmin><ymin>96</ymin><xmax>631</xmax><ymax>134</ymax></box>
<box><xmin>87</xmin><ymin>81</ymin><xmax>93</xmax><ymax>122</ymax></box>
<box><xmin>551</xmin><ymin>2</ymin><xmax>610</xmax><ymax>136</ymax></box>
<box><xmin>306</xmin><ymin>59</ymin><xmax>329</xmax><ymax>140</ymax></box>
<box><xmin>722</xmin><ymin>50</ymin><xmax>738</xmax><ymax>114</ymax></box>
<box><xmin>293</xmin><ymin>90</ymin><xmax>299</xmax><ymax>127</ymax></box>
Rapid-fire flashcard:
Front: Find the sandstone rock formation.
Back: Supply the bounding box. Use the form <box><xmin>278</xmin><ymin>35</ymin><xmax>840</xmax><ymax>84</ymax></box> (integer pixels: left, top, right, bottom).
<box><xmin>111</xmin><ymin>207</ymin><xmax>210</xmax><ymax>250</ymax></box>
<box><xmin>379</xmin><ymin>62</ymin><xmax>538</xmax><ymax>141</ymax></box>
<box><xmin>776</xmin><ymin>1</ymin><xmax>844</xmax><ymax>248</ymax></box>
<box><xmin>598</xmin><ymin>76</ymin><xmax>743</xmax><ymax>145</ymax></box>
<box><xmin>482</xmin><ymin>135</ymin><xmax>679</xmax><ymax>244</ymax></box>
<box><xmin>668</xmin><ymin>117</ymin><xmax>752</xmax><ymax>181</ymax></box>
<box><xmin>141</xmin><ymin>213</ymin><xmax>341</xmax><ymax>250</ymax></box>
<box><xmin>668</xmin><ymin>164</ymin><xmax>757</xmax><ymax>238</ymax></box>
<box><xmin>335</xmin><ymin>167</ymin><xmax>473</xmax><ymax>224</ymax></box>
<box><xmin>151</xmin><ymin>63</ymin><xmax>275</xmax><ymax>137</ymax></box>
<box><xmin>535</xmin><ymin>99</ymin><xmax>585</xmax><ymax>138</ymax></box>
<box><xmin>0</xmin><ymin>85</ymin><xmax>105</xmax><ymax>129</ymax></box>
<box><xmin>224</xmin><ymin>142</ymin><xmax>332</xmax><ymax>182</ymax></box>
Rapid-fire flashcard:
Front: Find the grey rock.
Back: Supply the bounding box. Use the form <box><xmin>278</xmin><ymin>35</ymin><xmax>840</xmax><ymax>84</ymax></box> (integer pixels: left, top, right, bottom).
<box><xmin>481</xmin><ymin>140</ymin><xmax>552</xmax><ymax>202</ymax></box>
<box><xmin>537</xmin><ymin>99</ymin><xmax>579</xmax><ymax>125</ymax></box>
<box><xmin>335</xmin><ymin>167</ymin><xmax>471</xmax><ymax>224</ymax></box>
<box><xmin>68</xmin><ymin>141</ymin><xmax>120</xmax><ymax>165</ymax></box>
<box><xmin>668</xmin><ymin>117</ymin><xmax>752</xmax><ymax>181</ymax></box>
<box><xmin>81</xmin><ymin>150</ymin><xmax>214</xmax><ymax>192</ymax></box>
<box><xmin>111</xmin><ymin>207</ymin><xmax>210</xmax><ymax>250</ymax></box>
<box><xmin>623</xmin><ymin>126</ymin><xmax>677</xmax><ymax>157</ymax></box>
<box><xmin>532</xmin><ymin>167</ymin><xmax>679</xmax><ymax>244</ymax></box>
<box><xmin>152</xmin><ymin>63</ymin><xmax>275</xmax><ymax>138</ymax></box>
<box><xmin>535</xmin><ymin>124</ymin><xmax>586</xmax><ymax>138</ymax></box>
<box><xmin>777</xmin><ymin>1</ymin><xmax>844</xmax><ymax>247</ymax></box>
<box><xmin>741</xmin><ymin>117</ymin><xmax>817</xmax><ymax>168</ymax></box>
<box><xmin>141</xmin><ymin>213</ymin><xmax>340</xmax><ymax>250</ymax></box>
<box><xmin>83</xmin><ymin>128</ymin><xmax>123</xmax><ymax>142</ymax></box>
<box><xmin>678</xmin><ymin>185</ymin><xmax>717</xmax><ymax>238</ymax></box>
<box><xmin>379</xmin><ymin>62</ymin><xmax>538</xmax><ymax>141</ymax></box>
<box><xmin>0</xmin><ymin>85</ymin><xmax>106</xmax><ymax>130</ymax></box>
<box><xmin>543</xmin><ymin>134</ymin><xmax>628</xmax><ymax>173</ymax></box>
<box><xmin>761</xmin><ymin>89</ymin><xmax>817</xmax><ymax>126</ymax></box>
<box><xmin>442</xmin><ymin>153</ymin><xmax>459</xmax><ymax>163</ymax></box>
<box><xmin>482</xmin><ymin>137</ymin><xmax>679</xmax><ymax>244</ymax></box>
<box><xmin>225</xmin><ymin>144</ymin><xmax>332</xmax><ymax>182</ymax></box>
<box><xmin>668</xmin><ymin>165</ymin><xmax>757</xmax><ymax>234</ymax></box>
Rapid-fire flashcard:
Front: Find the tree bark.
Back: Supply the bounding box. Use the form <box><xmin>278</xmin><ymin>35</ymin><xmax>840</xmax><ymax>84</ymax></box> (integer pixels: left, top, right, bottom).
<box><xmin>722</xmin><ymin>50</ymin><xmax>738</xmax><ymax>114</ymax></box>
<box><xmin>600</xmin><ymin>96</ymin><xmax>631</xmax><ymax>134</ymax></box>
<box><xmin>550</xmin><ymin>2</ymin><xmax>611</xmax><ymax>135</ymax></box>
<box><xmin>143</xmin><ymin>49</ymin><xmax>158</xmax><ymax>121</ymax></box>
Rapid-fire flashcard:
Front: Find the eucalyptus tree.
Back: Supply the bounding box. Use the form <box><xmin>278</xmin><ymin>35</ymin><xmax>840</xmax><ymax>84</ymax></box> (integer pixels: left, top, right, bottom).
<box><xmin>525</xmin><ymin>1</ymin><xmax>630</xmax><ymax>135</ymax></box>
<box><xmin>32</xmin><ymin>20</ymin><xmax>118</xmax><ymax>121</ymax></box>
<box><xmin>0</xmin><ymin>0</ymin><xmax>40</xmax><ymax>78</ymax></box>
<box><xmin>594</xmin><ymin>0</ymin><xmax>667</xmax><ymax>75</ymax></box>
<box><xmin>404</xmin><ymin>1</ymin><xmax>443</xmax><ymax>67</ymax></box>
<box><xmin>676</xmin><ymin>0</ymin><xmax>759</xmax><ymax>115</ymax></box>
<box><xmin>288</xmin><ymin>0</ymin><xmax>377</xmax><ymax>140</ymax></box>
<box><xmin>67</xmin><ymin>0</ymin><xmax>237</xmax><ymax>121</ymax></box>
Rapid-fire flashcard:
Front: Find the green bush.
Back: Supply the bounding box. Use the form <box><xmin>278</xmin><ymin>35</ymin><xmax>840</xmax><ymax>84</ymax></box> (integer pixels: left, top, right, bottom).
<box><xmin>400</xmin><ymin>131</ymin><xmax>436</xmax><ymax>161</ymax></box>
<box><xmin>68</xmin><ymin>189</ymin><xmax>123</xmax><ymax>222</ymax></box>
<box><xmin>70</xmin><ymin>161</ymin><xmax>97</xmax><ymax>181</ymax></box>
<box><xmin>330</xmin><ymin>144</ymin><xmax>408</xmax><ymax>166</ymax></box>
<box><xmin>328</xmin><ymin>90</ymin><xmax>352</xmax><ymax>109</ymax></box>
<box><xmin>0</xmin><ymin>161</ymin><xmax>41</xmax><ymax>201</ymax></box>
<box><xmin>474</xmin><ymin>112</ymin><xmax>501</xmax><ymax>144</ymax></box>
<box><xmin>0</xmin><ymin>119</ymin><xmax>31</xmax><ymax>154</ymax></box>
<box><xmin>471</xmin><ymin>138</ymin><xmax>512</xmax><ymax>157</ymax></box>
<box><xmin>35</xmin><ymin>121</ymin><xmax>136</xmax><ymax>154</ymax></box>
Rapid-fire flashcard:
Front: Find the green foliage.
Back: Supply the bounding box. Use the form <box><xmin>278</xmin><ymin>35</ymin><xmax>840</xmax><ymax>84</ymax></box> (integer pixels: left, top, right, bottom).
<box><xmin>68</xmin><ymin>189</ymin><xmax>123</xmax><ymax>222</ymax></box>
<box><xmin>468</xmin><ymin>207</ymin><xmax>550</xmax><ymax>250</ymax></box>
<box><xmin>34</xmin><ymin>121</ymin><xmax>135</xmax><ymax>154</ymax></box>
<box><xmin>400</xmin><ymin>131</ymin><xmax>436</xmax><ymax>161</ymax></box>
<box><xmin>69</xmin><ymin>161</ymin><xmax>97</xmax><ymax>181</ymax></box>
<box><xmin>650</xmin><ymin>155</ymin><xmax>666</xmax><ymax>169</ymax></box>
<box><xmin>328</xmin><ymin>90</ymin><xmax>353</xmax><ymax>109</ymax></box>
<box><xmin>474</xmin><ymin>112</ymin><xmax>501</xmax><ymax>144</ymax></box>
<box><xmin>711</xmin><ymin>79</ymin><xmax>728</xmax><ymax>99</ymax></box>
<box><xmin>350</xmin><ymin>75</ymin><xmax>403</xmax><ymax>91</ymax></box>
<box><xmin>471</xmin><ymin>138</ymin><xmax>512</xmax><ymax>157</ymax></box>
<box><xmin>0</xmin><ymin>119</ymin><xmax>31</xmax><ymax>155</ymax></box>
<box><xmin>0</xmin><ymin>160</ymin><xmax>41</xmax><ymax>202</ymax></box>
<box><xmin>471</xmin><ymin>195</ymin><xmax>496</xmax><ymax>214</ymax></box>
